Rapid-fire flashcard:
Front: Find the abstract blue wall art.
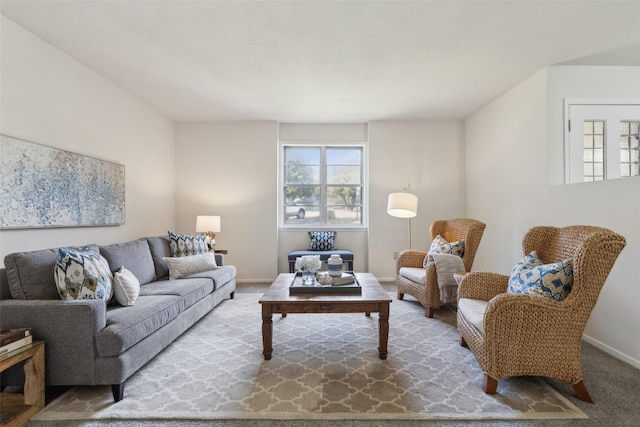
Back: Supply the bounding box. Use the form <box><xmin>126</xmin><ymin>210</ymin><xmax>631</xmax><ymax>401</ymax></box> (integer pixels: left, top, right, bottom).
<box><xmin>0</xmin><ymin>135</ymin><xmax>125</xmax><ymax>228</ymax></box>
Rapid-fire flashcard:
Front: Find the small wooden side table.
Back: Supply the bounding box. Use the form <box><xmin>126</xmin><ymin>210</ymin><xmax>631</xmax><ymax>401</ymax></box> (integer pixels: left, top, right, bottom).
<box><xmin>0</xmin><ymin>341</ymin><xmax>45</xmax><ymax>427</ymax></box>
<box><xmin>214</xmin><ymin>249</ymin><xmax>228</xmax><ymax>254</ymax></box>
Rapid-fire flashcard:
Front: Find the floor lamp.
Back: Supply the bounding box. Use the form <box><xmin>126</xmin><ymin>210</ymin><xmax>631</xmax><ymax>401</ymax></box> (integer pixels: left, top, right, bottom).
<box><xmin>387</xmin><ymin>187</ymin><xmax>418</xmax><ymax>249</ymax></box>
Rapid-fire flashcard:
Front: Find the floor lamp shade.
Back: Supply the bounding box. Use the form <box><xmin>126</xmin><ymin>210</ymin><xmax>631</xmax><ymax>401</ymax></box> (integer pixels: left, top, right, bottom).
<box><xmin>387</xmin><ymin>191</ymin><xmax>418</xmax><ymax>249</ymax></box>
<box><xmin>387</xmin><ymin>192</ymin><xmax>418</xmax><ymax>218</ymax></box>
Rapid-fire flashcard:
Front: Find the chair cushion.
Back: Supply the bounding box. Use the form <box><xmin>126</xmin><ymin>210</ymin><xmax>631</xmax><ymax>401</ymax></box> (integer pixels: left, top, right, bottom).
<box><xmin>308</xmin><ymin>231</ymin><xmax>336</xmax><ymax>251</ymax></box>
<box><xmin>399</xmin><ymin>267</ymin><xmax>426</xmax><ymax>284</ymax></box>
<box><xmin>507</xmin><ymin>251</ymin><xmax>574</xmax><ymax>301</ymax></box>
<box><xmin>458</xmin><ymin>298</ymin><xmax>488</xmax><ymax>332</ymax></box>
<box><xmin>424</xmin><ymin>235</ymin><xmax>465</xmax><ymax>268</ymax></box>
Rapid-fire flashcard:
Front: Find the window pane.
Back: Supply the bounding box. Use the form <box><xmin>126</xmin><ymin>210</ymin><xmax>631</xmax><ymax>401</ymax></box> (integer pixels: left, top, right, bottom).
<box><xmin>594</xmin><ymin>135</ymin><xmax>604</xmax><ymax>149</ymax></box>
<box><xmin>594</xmin><ymin>121</ymin><xmax>604</xmax><ymax>134</ymax></box>
<box><xmin>583</xmin><ymin>150</ymin><xmax>593</xmax><ymax>162</ymax></box>
<box><xmin>327</xmin><ymin>165</ymin><xmax>361</xmax><ymax>185</ymax></box>
<box><xmin>621</xmin><ymin>164</ymin><xmax>630</xmax><ymax>177</ymax></box>
<box><xmin>621</xmin><ymin>136</ymin><xmax>629</xmax><ymax>149</ymax></box>
<box><xmin>284</xmin><ymin>186</ymin><xmax>320</xmax><ymax>205</ymax></box>
<box><xmin>584</xmin><ymin>121</ymin><xmax>593</xmax><ymax>134</ymax></box>
<box><xmin>621</xmin><ymin>149</ymin><xmax>630</xmax><ymax>163</ymax></box>
<box><xmin>285</xmin><ymin>147</ymin><xmax>320</xmax><ymax>164</ymax></box>
<box><xmin>327</xmin><ymin>206</ymin><xmax>362</xmax><ymax>225</ymax></box>
<box><xmin>285</xmin><ymin>165</ymin><xmax>320</xmax><ymax>184</ymax></box>
<box><xmin>584</xmin><ymin>135</ymin><xmax>593</xmax><ymax>149</ymax></box>
<box><xmin>328</xmin><ymin>186</ymin><xmax>361</xmax><ymax>205</ymax></box>
<box><xmin>620</xmin><ymin>121</ymin><xmax>630</xmax><ymax>135</ymax></box>
<box><xmin>594</xmin><ymin>163</ymin><xmax>604</xmax><ymax>177</ymax></box>
<box><xmin>283</xmin><ymin>205</ymin><xmax>321</xmax><ymax>225</ymax></box>
<box><xmin>327</xmin><ymin>148</ymin><xmax>361</xmax><ymax>165</ymax></box>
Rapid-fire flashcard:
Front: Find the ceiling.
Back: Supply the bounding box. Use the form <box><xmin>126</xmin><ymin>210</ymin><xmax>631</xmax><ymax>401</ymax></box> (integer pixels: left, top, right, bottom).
<box><xmin>1</xmin><ymin>1</ymin><xmax>639</xmax><ymax>122</ymax></box>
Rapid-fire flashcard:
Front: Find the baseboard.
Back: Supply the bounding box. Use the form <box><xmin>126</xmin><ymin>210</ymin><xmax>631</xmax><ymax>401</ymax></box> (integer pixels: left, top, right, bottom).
<box><xmin>582</xmin><ymin>334</ymin><xmax>640</xmax><ymax>369</ymax></box>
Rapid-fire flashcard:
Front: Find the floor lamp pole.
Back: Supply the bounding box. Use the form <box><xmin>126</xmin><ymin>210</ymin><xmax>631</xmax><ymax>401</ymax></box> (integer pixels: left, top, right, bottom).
<box><xmin>408</xmin><ymin>218</ymin><xmax>412</xmax><ymax>249</ymax></box>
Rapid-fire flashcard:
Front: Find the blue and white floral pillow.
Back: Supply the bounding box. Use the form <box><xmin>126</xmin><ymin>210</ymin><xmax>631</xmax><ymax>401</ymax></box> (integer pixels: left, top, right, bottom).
<box><xmin>54</xmin><ymin>246</ymin><xmax>114</xmax><ymax>302</ymax></box>
<box><xmin>308</xmin><ymin>231</ymin><xmax>336</xmax><ymax>251</ymax></box>
<box><xmin>423</xmin><ymin>235</ymin><xmax>465</xmax><ymax>268</ymax></box>
<box><xmin>507</xmin><ymin>251</ymin><xmax>574</xmax><ymax>301</ymax></box>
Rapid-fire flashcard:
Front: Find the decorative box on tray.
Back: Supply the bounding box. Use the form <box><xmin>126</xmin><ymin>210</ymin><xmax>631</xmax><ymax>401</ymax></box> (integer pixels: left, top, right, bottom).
<box><xmin>289</xmin><ymin>271</ymin><xmax>362</xmax><ymax>295</ymax></box>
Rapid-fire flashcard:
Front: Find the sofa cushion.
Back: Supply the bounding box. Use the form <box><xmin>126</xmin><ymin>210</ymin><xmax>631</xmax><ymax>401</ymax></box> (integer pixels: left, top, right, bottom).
<box><xmin>168</xmin><ymin>231</ymin><xmax>208</xmax><ymax>257</ymax></box>
<box><xmin>99</xmin><ymin>239</ymin><xmax>156</xmax><ymax>285</ymax></box>
<box><xmin>96</xmin><ymin>294</ymin><xmax>182</xmax><ymax>357</ymax></box>
<box><xmin>163</xmin><ymin>253</ymin><xmax>218</xmax><ymax>280</ymax></box>
<box><xmin>308</xmin><ymin>231</ymin><xmax>336</xmax><ymax>251</ymax></box>
<box><xmin>54</xmin><ymin>247</ymin><xmax>114</xmax><ymax>302</ymax></box>
<box><xmin>184</xmin><ymin>265</ymin><xmax>237</xmax><ymax>291</ymax></box>
<box><xmin>146</xmin><ymin>236</ymin><xmax>172</xmax><ymax>279</ymax></box>
<box><xmin>507</xmin><ymin>251</ymin><xmax>574</xmax><ymax>301</ymax></box>
<box><xmin>138</xmin><ymin>277</ymin><xmax>213</xmax><ymax>310</ymax></box>
<box><xmin>113</xmin><ymin>266</ymin><xmax>141</xmax><ymax>306</ymax></box>
<box><xmin>4</xmin><ymin>245</ymin><xmax>97</xmax><ymax>300</ymax></box>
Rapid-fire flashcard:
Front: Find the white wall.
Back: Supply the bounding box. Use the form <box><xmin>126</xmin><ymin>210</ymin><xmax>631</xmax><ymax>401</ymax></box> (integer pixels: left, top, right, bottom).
<box><xmin>0</xmin><ymin>16</ymin><xmax>175</xmax><ymax>263</ymax></box>
<box><xmin>369</xmin><ymin>120</ymin><xmax>466</xmax><ymax>280</ymax></box>
<box><xmin>465</xmin><ymin>66</ymin><xmax>640</xmax><ymax>368</ymax></box>
<box><xmin>174</xmin><ymin>122</ymin><xmax>279</xmax><ymax>282</ymax></box>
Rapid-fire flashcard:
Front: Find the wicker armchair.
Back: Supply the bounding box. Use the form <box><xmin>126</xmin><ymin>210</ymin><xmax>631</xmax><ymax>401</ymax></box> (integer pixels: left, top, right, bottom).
<box><xmin>396</xmin><ymin>218</ymin><xmax>486</xmax><ymax>318</ymax></box>
<box><xmin>457</xmin><ymin>225</ymin><xmax>626</xmax><ymax>402</ymax></box>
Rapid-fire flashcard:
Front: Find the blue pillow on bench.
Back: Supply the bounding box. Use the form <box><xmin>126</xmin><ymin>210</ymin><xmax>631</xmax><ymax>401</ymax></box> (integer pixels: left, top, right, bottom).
<box><xmin>308</xmin><ymin>231</ymin><xmax>336</xmax><ymax>251</ymax></box>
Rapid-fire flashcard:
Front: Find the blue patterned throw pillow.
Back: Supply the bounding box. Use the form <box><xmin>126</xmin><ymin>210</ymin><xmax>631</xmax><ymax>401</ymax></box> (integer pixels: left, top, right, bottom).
<box><xmin>168</xmin><ymin>231</ymin><xmax>208</xmax><ymax>257</ymax></box>
<box><xmin>308</xmin><ymin>231</ymin><xmax>336</xmax><ymax>251</ymax></box>
<box><xmin>423</xmin><ymin>235</ymin><xmax>465</xmax><ymax>268</ymax></box>
<box><xmin>54</xmin><ymin>246</ymin><xmax>114</xmax><ymax>302</ymax></box>
<box><xmin>507</xmin><ymin>251</ymin><xmax>574</xmax><ymax>301</ymax></box>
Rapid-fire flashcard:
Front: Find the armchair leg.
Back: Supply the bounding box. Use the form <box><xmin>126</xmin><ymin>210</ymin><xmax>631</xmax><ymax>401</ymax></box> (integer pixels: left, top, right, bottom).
<box><xmin>572</xmin><ymin>380</ymin><xmax>594</xmax><ymax>403</ymax></box>
<box><xmin>425</xmin><ymin>306</ymin><xmax>435</xmax><ymax>318</ymax></box>
<box><xmin>483</xmin><ymin>374</ymin><xmax>498</xmax><ymax>394</ymax></box>
<box><xmin>397</xmin><ymin>292</ymin><xmax>404</xmax><ymax>300</ymax></box>
<box><xmin>460</xmin><ymin>335</ymin><xmax>467</xmax><ymax>347</ymax></box>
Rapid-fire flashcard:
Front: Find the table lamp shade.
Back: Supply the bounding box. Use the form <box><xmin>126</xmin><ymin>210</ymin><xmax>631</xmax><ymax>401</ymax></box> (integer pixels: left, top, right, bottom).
<box><xmin>387</xmin><ymin>192</ymin><xmax>418</xmax><ymax>218</ymax></box>
<box><xmin>196</xmin><ymin>215</ymin><xmax>221</xmax><ymax>233</ymax></box>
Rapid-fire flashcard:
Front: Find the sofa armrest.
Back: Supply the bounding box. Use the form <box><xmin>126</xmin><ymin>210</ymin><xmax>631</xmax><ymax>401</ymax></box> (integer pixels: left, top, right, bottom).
<box><xmin>0</xmin><ymin>299</ymin><xmax>107</xmax><ymax>385</ymax></box>
<box><xmin>215</xmin><ymin>253</ymin><xmax>224</xmax><ymax>266</ymax></box>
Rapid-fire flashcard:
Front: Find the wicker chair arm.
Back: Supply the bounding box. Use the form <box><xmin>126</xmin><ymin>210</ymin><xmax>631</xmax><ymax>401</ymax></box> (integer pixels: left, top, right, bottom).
<box><xmin>482</xmin><ymin>294</ymin><xmax>579</xmax><ymax>362</ymax></box>
<box><xmin>395</xmin><ymin>250</ymin><xmax>427</xmax><ymax>273</ymax></box>
<box><xmin>457</xmin><ymin>272</ymin><xmax>508</xmax><ymax>301</ymax></box>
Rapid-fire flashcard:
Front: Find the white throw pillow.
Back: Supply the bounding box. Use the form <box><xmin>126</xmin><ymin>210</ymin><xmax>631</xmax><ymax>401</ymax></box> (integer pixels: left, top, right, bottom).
<box><xmin>113</xmin><ymin>266</ymin><xmax>141</xmax><ymax>306</ymax></box>
<box><xmin>163</xmin><ymin>252</ymin><xmax>218</xmax><ymax>280</ymax></box>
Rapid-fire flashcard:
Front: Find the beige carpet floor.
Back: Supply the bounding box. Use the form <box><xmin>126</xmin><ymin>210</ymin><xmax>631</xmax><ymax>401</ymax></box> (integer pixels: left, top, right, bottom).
<box><xmin>30</xmin><ymin>291</ymin><xmax>586</xmax><ymax>424</ymax></box>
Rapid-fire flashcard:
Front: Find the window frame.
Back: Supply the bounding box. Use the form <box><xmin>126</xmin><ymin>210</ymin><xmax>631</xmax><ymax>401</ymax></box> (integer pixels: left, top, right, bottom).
<box><xmin>564</xmin><ymin>99</ymin><xmax>640</xmax><ymax>184</ymax></box>
<box><xmin>279</xmin><ymin>142</ymin><xmax>367</xmax><ymax>229</ymax></box>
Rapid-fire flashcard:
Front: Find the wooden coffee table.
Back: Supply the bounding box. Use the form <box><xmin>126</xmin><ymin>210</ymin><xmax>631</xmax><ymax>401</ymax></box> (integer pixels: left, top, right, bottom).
<box><xmin>259</xmin><ymin>273</ymin><xmax>391</xmax><ymax>360</ymax></box>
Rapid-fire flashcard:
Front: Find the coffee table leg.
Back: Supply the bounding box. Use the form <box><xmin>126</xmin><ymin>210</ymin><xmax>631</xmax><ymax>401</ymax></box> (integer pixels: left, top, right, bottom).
<box><xmin>378</xmin><ymin>303</ymin><xmax>389</xmax><ymax>360</ymax></box>
<box><xmin>262</xmin><ymin>304</ymin><xmax>273</xmax><ymax>360</ymax></box>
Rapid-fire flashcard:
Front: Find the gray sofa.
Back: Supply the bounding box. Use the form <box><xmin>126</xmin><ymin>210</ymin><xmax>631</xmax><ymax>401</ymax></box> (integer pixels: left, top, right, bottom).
<box><xmin>0</xmin><ymin>236</ymin><xmax>236</xmax><ymax>401</ymax></box>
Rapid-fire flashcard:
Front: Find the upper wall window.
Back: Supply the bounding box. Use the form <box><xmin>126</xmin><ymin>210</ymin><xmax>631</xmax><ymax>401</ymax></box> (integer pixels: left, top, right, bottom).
<box><xmin>281</xmin><ymin>145</ymin><xmax>364</xmax><ymax>227</ymax></box>
<box><xmin>565</xmin><ymin>100</ymin><xmax>640</xmax><ymax>183</ymax></box>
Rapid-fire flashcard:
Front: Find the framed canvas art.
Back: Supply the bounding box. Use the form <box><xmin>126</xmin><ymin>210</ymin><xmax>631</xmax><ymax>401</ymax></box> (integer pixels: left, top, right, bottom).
<box><xmin>0</xmin><ymin>135</ymin><xmax>125</xmax><ymax>228</ymax></box>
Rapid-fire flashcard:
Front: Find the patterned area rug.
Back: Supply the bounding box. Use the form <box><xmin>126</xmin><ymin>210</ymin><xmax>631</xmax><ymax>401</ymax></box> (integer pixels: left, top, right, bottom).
<box><xmin>33</xmin><ymin>292</ymin><xmax>586</xmax><ymax>422</ymax></box>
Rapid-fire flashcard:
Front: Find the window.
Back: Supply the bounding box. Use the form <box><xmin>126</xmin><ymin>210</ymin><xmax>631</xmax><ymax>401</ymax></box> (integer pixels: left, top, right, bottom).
<box><xmin>282</xmin><ymin>145</ymin><xmax>364</xmax><ymax>227</ymax></box>
<box><xmin>565</xmin><ymin>101</ymin><xmax>640</xmax><ymax>183</ymax></box>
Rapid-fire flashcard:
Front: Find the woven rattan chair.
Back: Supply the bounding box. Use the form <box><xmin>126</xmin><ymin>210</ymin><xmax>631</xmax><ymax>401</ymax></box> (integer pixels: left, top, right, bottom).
<box><xmin>396</xmin><ymin>218</ymin><xmax>486</xmax><ymax>318</ymax></box>
<box><xmin>457</xmin><ymin>225</ymin><xmax>626</xmax><ymax>402</ymax></box>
